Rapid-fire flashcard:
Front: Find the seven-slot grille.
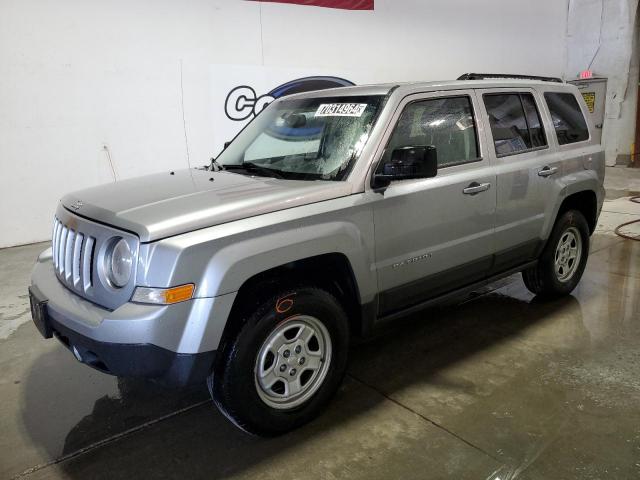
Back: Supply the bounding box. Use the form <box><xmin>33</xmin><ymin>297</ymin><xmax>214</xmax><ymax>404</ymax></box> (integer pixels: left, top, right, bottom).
<box><xmin>51</xmin><ymin>217</ymin><xmax>96</xmax><ymax>293</ymax></box>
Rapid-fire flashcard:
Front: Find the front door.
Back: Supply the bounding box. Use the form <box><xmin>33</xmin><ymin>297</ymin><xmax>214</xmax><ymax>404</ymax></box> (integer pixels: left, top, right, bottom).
<box><xmin>371</xmin><ymin>91</ymin><xmax>496</xmax><ymax>317</ymax></box>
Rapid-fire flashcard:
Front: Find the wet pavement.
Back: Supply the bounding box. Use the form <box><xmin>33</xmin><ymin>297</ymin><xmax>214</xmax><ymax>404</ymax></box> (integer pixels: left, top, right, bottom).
<box><xmin>1</xmin><ymin>198</ymin><xmax>639</xmax><ymax>479</ymax></box>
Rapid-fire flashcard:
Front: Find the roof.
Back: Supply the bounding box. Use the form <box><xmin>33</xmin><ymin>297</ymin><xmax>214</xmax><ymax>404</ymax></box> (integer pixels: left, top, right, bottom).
<box><xmin>285</xmin><ymin>78</ymin><xmax>574</xmax><ymax>100</ymax></box>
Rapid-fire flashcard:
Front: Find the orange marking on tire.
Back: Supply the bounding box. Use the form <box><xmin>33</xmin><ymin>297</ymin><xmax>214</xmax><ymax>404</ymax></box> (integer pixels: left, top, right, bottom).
<box><xmin>275</xmin><ymin>294</ymin><xmax>295</xmax><ymax>314</ymax></box>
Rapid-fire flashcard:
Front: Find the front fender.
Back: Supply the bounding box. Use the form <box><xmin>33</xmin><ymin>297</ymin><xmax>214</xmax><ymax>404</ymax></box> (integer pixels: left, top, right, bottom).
<box><xmin>137</xmin><ymin>195</ymin><xmax>377</xmax><ymax>305</ymax></box>
<box><xmin>204</xmin><ymin>220</ymin><xmax>370</xmax><ymax>297</ymax></box>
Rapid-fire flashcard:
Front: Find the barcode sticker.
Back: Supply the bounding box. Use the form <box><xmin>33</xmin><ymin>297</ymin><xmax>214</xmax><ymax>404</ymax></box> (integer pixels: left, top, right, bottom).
<box><xmin>315</xmin><ymin>103</ymin><xmax>368</xmax><ymax>117</ymax></box>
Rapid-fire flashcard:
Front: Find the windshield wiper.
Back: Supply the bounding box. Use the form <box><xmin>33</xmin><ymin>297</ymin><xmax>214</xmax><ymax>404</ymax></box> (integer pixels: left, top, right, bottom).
<box><xmin>207</xmin><ymin>158</ymin><xmax>225</xmax><ymax>172</ymax></box>
<box><xmin>225</xmin><ymin>162</ymin><xmax>285</xmax><ymax>179</ymax></box>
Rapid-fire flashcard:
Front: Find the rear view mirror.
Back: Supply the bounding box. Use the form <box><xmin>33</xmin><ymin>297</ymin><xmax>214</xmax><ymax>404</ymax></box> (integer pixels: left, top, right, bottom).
<box><xmin>284</xmin><ymin>113</ymin><xmax>307</xmax><ymax>128</ymax></box>
<box><xmin>373</xmin><ymin>146</ymin><xmax>437</xmax><ymax>189</ymax></box>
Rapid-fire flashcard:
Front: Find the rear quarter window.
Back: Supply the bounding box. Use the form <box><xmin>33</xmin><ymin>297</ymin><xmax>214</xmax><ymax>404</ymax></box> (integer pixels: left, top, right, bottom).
<box><xmin>544</xmin><ymin>92</ymin><xmax>589</xmax><ymax>145</ymax></box>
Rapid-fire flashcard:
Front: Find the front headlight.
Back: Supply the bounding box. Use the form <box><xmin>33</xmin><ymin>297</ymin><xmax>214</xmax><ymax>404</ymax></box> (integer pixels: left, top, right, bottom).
<box><xmin>105</xmin><ymin>238</ymin><xmax>133</xmax><ymax>288</ymax></box>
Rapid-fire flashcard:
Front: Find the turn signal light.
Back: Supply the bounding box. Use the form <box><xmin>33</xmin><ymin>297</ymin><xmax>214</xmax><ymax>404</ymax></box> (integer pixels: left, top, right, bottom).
<box><xmin>132</xmin><ymin>284</ymin><xmax>195</xmax><ymax>305</ymax></box>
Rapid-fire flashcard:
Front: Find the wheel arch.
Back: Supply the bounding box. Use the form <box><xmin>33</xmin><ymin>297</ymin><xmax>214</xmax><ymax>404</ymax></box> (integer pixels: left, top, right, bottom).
<box><xmin>556</xmin><ymin>189</ymin><xmax>598</xmax><ymax>234</ymax></box>
<box><xmin>218</xmin><ymin>253</ymin><xmax>368</xmax><ymax>351</ymax></box>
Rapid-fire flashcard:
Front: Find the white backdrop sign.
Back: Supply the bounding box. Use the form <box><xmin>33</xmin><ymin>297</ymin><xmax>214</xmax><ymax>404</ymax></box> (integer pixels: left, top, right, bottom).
<box><xmin>209</xmin><ymin>64</ymin><xmax>377</xmax><ymax>155</ymax></box>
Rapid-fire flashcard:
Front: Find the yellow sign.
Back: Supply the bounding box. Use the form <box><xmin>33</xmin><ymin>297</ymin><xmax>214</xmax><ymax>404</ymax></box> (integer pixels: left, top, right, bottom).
<box><xmin>582</xmin><ymin>92</ymin><xmax>596</xmax><ymax>113</ymax></box>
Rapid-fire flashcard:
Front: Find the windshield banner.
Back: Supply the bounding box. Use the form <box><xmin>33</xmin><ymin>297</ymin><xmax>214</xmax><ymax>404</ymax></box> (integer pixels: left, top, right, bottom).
<box><xmin>315</xmin><ymin>103</ymin><xmax>368</xmax><ymax>117</ymax></box>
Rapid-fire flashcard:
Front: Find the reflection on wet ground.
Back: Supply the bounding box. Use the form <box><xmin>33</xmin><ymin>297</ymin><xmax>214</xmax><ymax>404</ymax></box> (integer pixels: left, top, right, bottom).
<box><xmin>0</xmin><ymin>237</ymin><xmax>639</xmax><ymax>479</ymax></box>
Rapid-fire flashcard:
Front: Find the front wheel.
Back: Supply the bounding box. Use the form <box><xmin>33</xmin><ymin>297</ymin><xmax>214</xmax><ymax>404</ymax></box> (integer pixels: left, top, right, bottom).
<box><xmin>523</xmin><ymin>209</ymin><xmax>590</xmax><ymax>297</ymax></box>
<box><xmin>209</xmin><ymin>286</ymin><xmax>349</xmax><ymax>436</ymax></box>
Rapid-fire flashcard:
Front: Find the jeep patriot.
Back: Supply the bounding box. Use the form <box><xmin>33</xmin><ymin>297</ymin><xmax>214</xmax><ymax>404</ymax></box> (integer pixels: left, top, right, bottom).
<box><xmin>30</xmin><ymin>74</ymin><xmax>604</xmax><ymax>435</ymax></box>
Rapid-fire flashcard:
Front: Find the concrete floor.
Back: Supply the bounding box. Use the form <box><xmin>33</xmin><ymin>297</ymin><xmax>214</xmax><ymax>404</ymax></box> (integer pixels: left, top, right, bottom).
<box><xmin>1</xmin><ymin>167</ymin><xmax>639</xmax><ymax>480</ymax></box>
<box><xmin>602</xmin><ymin>164</ymin><xmax>640</xmax><ymax>200</ymax></box>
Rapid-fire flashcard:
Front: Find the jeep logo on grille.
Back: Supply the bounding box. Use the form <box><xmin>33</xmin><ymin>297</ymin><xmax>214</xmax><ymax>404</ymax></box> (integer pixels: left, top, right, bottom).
<box><xmin>70</xmin><ymin>200</ymin><xmax>83</xmax><ymax>211</ymax></box>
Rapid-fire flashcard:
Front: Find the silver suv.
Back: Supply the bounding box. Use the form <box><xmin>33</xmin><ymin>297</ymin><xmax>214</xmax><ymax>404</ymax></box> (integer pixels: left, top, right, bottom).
<box><xmin>30</xmin><ymin>74</ymin><xmax>604</xmax><ymax>435</ymax></box>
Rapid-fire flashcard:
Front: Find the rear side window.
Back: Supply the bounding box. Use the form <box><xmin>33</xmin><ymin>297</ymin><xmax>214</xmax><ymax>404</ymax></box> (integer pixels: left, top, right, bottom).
<box><xmin>483</xmin><ymin>93</ymin><xmax>547</xmax><ymax>156</ymax></box>
<box><xmin>383</xmin><ymin>96</ymin><xmax>479</xmax><ymax>168</ymax></box>
<box><xmin>544</xmin><ymin>92</ymin><xmax>589</xmax><ymax>145</ymax></box>
<box><xmin>521</xmin><ymin>94</ymin><xmax>546</xmax><ymax>148</ymax></box>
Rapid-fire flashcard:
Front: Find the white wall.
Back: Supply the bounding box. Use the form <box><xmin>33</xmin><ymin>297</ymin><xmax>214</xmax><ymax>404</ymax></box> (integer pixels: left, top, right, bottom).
<box><xmin>1</xmin><ymin>0</ymin><xmax>570</xmax><ymax>247</ymax></box>
<box><xmin>565</xmin><ymin>0</ymin><xmax>639</xmax><ymax>166</ymax></box>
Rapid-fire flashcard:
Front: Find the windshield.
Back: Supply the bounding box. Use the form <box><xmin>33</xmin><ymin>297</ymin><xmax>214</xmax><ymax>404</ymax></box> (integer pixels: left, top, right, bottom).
<box><xmin>216</xmin><ymin>95</ymin><xmax>385</xmax><ymax>181</ymax></box>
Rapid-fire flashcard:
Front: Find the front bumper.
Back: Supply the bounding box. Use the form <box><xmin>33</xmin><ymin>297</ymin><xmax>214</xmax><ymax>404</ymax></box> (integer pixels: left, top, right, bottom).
<box><xmin>47</xmin><ymin>309</ymin><xmax>216</xmax><ymax>386</ymax></box>
<box><xmin>30</xmin><ymin>250</ymin><xmax>237</xmax><ymax>386</ymax></box>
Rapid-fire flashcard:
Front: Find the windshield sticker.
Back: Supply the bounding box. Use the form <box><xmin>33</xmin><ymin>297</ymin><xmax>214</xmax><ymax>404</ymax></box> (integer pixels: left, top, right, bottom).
<box><xmin>315</xmin><ymin>103</ymin><xmax>368</xmax><ymax>117</ymax></box>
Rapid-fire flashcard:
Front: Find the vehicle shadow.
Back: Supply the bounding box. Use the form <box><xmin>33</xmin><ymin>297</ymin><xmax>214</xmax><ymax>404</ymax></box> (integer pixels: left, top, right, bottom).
<box><xmin>19</xmin><ymin>280</ymin><xmax>588</xmax><ymax>478</ymax></box>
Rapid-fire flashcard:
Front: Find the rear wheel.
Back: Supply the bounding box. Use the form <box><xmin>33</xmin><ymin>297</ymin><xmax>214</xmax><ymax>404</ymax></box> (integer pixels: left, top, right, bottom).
<box><xmin>209</xmin><ymin>286</ymin><xmax>349</xmax><ymax>436</ymax></box>
<box><xmin>523</xmin><ymin>210</ymin><xmax>589</xmax><ymax>297</ymax></box>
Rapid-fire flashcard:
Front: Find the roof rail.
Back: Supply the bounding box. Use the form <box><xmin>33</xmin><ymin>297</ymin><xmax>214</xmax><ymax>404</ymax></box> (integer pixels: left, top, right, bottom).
<box><xmin>457</xmin><ymin>73</ymin><xmax>563</xmax><ymax>83</ymax></box>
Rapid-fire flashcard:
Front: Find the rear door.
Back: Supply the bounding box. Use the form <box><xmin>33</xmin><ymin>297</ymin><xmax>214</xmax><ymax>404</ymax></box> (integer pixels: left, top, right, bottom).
<box><xmin>370</xmin><ymin>90</ymin><xmax>497</xmax><ymax>317</ymax></box>
<box><xmin>477</xmin><ymin>88</ymin><xmax>561</xmax><ymax>273</ymax></box>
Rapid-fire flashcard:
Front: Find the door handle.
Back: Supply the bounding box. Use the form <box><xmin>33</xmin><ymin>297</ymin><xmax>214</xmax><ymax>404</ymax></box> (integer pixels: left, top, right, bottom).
<box><xmin>538</xmin><ymin>166</ymin><xmax>558</xmax><ymax>177</ymax></box>
<box><xmin>462</xmin><ymin>182</ymin><xmax>491</xmax><ymax>195</ymax></box>
<box><xmin>595</xmin><ymin>123</ymin><xmax>603</xmax><ymax>129</ymax></box>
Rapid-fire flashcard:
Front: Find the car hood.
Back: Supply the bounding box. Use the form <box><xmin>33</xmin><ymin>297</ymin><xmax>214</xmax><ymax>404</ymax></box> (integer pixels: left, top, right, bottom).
<box><xmin>61</xmin><ymin>169</ymin><xmax>352</xmax><ymax>242</ymax></box>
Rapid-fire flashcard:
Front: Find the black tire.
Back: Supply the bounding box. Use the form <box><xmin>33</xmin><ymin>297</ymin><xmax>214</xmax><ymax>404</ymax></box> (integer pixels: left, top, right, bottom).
<box><xmin>523</xmin><ymin>209</ymin><xmax>590</xmax><ymax>297</ymax></box>
<box><xmin>208</xmin><ymin>286</ymin><xmax>349</xmax><ymax>436</ymax></box>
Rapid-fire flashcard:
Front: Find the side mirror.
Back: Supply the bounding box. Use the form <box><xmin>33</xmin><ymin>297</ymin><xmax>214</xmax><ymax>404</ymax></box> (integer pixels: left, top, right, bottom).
<box><xmin>223</xmin><ymin>141</ymin><xmax>231</xmax><ymax>149</ymax></box>
<box><xmin>373</xmin><ymin>146</ymin><xmax>437</xmax><ymax>189</ymax></box>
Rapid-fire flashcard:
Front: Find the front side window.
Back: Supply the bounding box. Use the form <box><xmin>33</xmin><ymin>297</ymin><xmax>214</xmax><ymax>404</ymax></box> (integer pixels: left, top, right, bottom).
<box><xmin>381</xmin><ymin>96</ymin><xmax>479</xmax><ymax>168</ymax></box>
<box><xmin>216</xmin><ymin>95</ymin><xmax>384</xmax><ymax>181</ymax></box>
<box><xmin>483</xmin><ymin>93</ymin><xmax>547</xmax><ymax>156</ymax></box>
<box><xmin>544</xmin><ymin>92</ymin><xmax>589</xmax><ymax>145</ymax></box>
